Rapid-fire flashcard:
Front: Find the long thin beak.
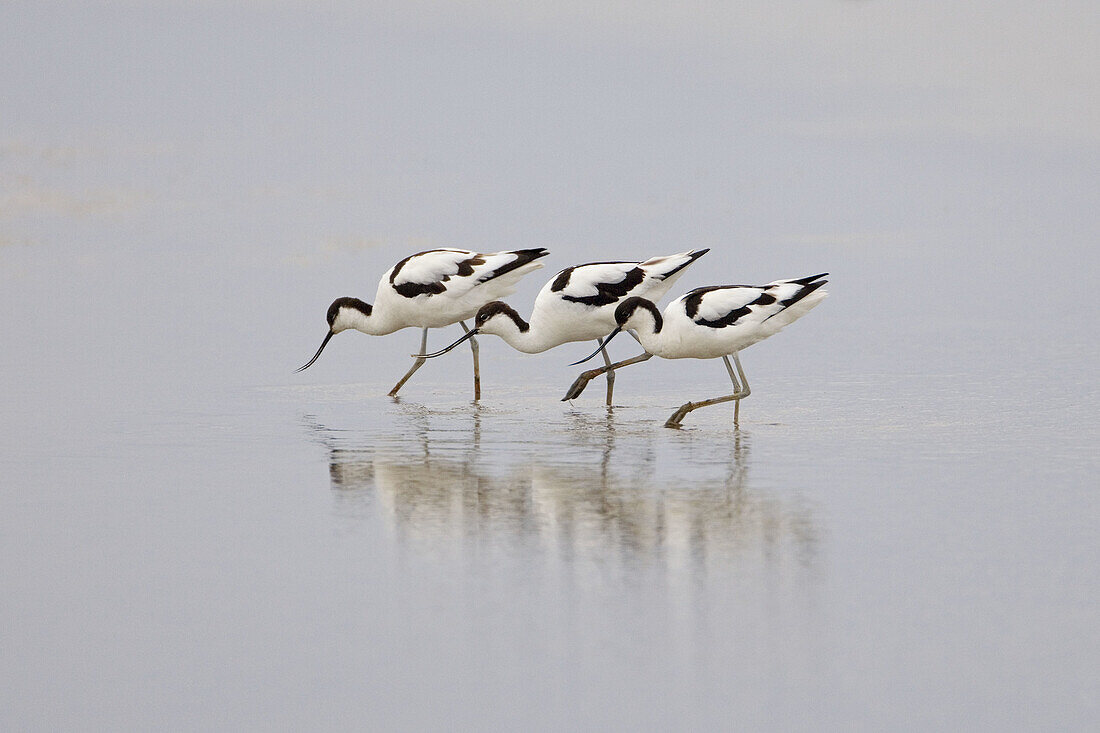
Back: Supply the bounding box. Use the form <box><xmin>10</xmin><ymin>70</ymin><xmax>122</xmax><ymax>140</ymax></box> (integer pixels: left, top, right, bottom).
<box><xmin>569</xmin><ymin>326</ymin><xmax>623</xmax><ymax>366</ymax></box>
<box><xmin>413</xmin><ymin>328</ymin><xmax>478</xmax><ymax>358</ymax></box>
<box><xmin>296</xmin><ymin>331</ymin><xmax>334</xmax><ymax>372</ymax></box>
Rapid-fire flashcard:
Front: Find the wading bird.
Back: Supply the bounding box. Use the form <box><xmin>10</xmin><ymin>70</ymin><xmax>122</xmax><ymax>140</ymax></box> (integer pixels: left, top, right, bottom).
<box><xmin>571</xmin><ymin>274</ymin><xmax>828</xmax><ymax>427</ymax></box>
<box><xmin>413</xmin><ymin>249</ymin><xmax>709</xmax><ymax>404</ymax></box>
<box><xmin>297</xmin><ymin>248</ymin><xmax>549</xmax><ymax>399</ymax></box>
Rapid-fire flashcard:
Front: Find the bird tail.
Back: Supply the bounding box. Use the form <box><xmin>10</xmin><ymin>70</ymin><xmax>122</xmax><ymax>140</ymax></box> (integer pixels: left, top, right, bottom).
<box><xmin>787</xmin><ymin>272</ymin><xmax>829</xmax><ymax>285</ymax></box>
<box><xmin>763</xmin><ymin>278</ymin><xmax>829</xmax><ymax>321</ymax></box>
<box><xmin>480</xmin><ymin>248</ymin><xmax>551</xmax><ymax>282</ymax></box>
<box><xmin>640</xmin><ymin>248</ymin><xmax>710</xmax><ymax>281</ymax></box>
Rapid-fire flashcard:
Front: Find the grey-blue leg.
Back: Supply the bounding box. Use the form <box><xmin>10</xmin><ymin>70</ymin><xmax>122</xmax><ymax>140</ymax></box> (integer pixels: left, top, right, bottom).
<box><xmin>664</xmin><ymin>354</ymin><xmax>751</xmax><ymax>428</ymax></box>
<box><xmin>389</xmin><ymin>327</ymin><xmax>430</xmax><ymax>397</ymax></box>
<box><xmin>460</xmin><ymin>321</ymin><xmax>480</xmax><ymax>400</ymax></box>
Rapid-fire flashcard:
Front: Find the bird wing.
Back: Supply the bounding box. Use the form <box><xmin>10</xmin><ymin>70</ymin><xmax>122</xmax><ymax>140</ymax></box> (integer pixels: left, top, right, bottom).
<box><xmin>679</xmin><ymin>275</ymin><xmax>829</xmax><ymax>329</ymax></box>
<box><xmin>636</xmin><ymin>249</ymin><xmax>709</xmax><ymax>281</ymax></box>
<box><xmin>388</xmin><ymin>248</ymin><xmax>547</xmax><ymax>299</ymax></box>
<box><xmin>677</xmin><ymin>285</ymin><xmax>784</xmax><ymax>329</ymax></box>
<box><xmin>549</xmin><ymin>261</ymin><xmax>646</xmax><ymax>307</ymax></box>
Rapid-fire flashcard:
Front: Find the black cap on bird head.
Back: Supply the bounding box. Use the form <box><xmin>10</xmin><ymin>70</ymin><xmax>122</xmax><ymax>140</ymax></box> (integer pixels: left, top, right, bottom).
<box><xmin>614</xmin><ymin>296</ymin><xmax>661</xmax><ymax>329</ymax></box>
<box><xmin>410</xmin><ymin>301</ymin><xmax>531</xmax><ymax>361</ymax></box>
<box><xmin>296</xmin><ymin>297</ymin><xmax>373</xmax><ymax>373</ymax></box>
<box><xmin>570</xmin><ymin>297</ymin><xmax>662</xmax><ymax>367</ymax></box>
<box><xmin>474</xmin><ymin>301</ymin><xmax>527</xmax><ymax>331</ymax></box>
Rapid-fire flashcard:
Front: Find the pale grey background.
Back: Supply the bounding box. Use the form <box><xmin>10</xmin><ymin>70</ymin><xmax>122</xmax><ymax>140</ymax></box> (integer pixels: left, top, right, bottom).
<box><xmin>2</xmin><ymin>1</ymin><xmax>1097</xmax><ymax>730</ymax></box>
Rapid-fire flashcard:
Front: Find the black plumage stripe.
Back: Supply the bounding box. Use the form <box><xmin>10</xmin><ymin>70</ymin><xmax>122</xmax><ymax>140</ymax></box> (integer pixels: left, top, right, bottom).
<box><xmin>549</xmin><ymin>268</ymin><xmax>574</xmax><ymax>292</ymax></box>
<box><xmin>474</xmin><ymin>301</ymin><xmax>530</xmax><ymax>332</ymax></box>
<box><xmin>695</xmin><ymin>304</ymin><xmax>753</xmax><ymax>329</ymax></box>
<box><xmin>388</xmin><ymin>248</ymin><xmax>548</xmax><ymax>299</ymax></box>
<box><xmin>478</xmin><ymin>248</ymin><xmax>551</xmax><ymax>283</ymax></box>
<box><xmin>393</xmin><ymin>281</ymin><xmax>446</xmax><ymax>297</ymax></box>
<box><xmin>761</xmin><ymin>279</ymin><xmax>829</xmax><ymax>322</ymax></box>
<box><xmin>789</xmin><ymin>272</ymin><xmax>829</xmax><ymax>285</ymax></box>
<box><xmin>549</xmin><ymin>261</ymin><xmax>632</xmax><ymax>293</ymax></box>
<box><xmin>327</xmin><ymin>297</ymin><xmax>372</xmax><ymax>326</ymax></box>
<box><xmin>614</xmin><ymin>297</ymin><xmax>663</xmax><ymax>334</ymax></box>
<box><xmin>388</xmin><ymin>249</ymin><xmax>446</xmax><ymax>284</ymax></box>
<box><xmin>655</xmin><ymin>248</ymin><xmax>710</xmax><ymax>280</ymax></box>
<box><xmin>685</xmin><ymin>274</ymin><xmax>827</xmax><ymax>329</ymax></box>
<box><xmin>683</xmin><ymin>286</ymin><xmax>728</xmax><ymax>319</ymax></box>
<box><xmin>388</xmin><ymin>249</ymin><xmax>451</xmax><ymax>297</ymax></box>
<box><xmin>454</xmin><ymin>255</ymin><xmax>487</xmax><ymax>277</ymax></box>
<box><xmin>775</xmin><ymin>279</ymin><xmax>828</xmax><ymax>310</ymax></box>
<box><xmin>685</xmin><ymin>286</ymin><xmax>771</xmax><ymax>329</ymax></box>
<box><xmin>561</xmin><ymin>266</ymin><xmax>646</xmax><ymax>307</ymax></box>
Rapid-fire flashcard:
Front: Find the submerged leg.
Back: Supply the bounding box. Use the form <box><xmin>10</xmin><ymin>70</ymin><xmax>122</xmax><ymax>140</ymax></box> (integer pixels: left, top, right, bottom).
<box><xmin>562</xmin><ymin>351</ymin><xmax>652</xmax><ymax>401</ymax></box>
<box><xmin>664</xmin><ymin>355</ymin><xmax>750</xmax><ymax>429</ymax></box>
<box><xmin>460</xmin><ymin>321</ymin><xmax>481</xmax><ymax>401</ymax></box>
<box><xmin>599</xmin><ymin>341</ymin><xmax>615</xmax><ymax>406</ymax></box>
<box><xmin>389</xmin><ymin>328</ymin><xmax>429</xmax><ymax>397</ymax></box>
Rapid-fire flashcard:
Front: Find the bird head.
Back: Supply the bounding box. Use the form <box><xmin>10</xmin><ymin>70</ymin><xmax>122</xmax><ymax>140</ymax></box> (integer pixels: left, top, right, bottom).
<box><xmin>472</xmin><ymin>301</ymin><xmax>527</xmax><ymax>337</ymax></box>
<box><xmin>614</xmin><ymin>296</ymin><xmax>662</xmax><ymax>332</ymax></box>
<box><xmin>296</xmin><ymin>297</ymin><xmax>373</xmax><ymax>372</ymax></box>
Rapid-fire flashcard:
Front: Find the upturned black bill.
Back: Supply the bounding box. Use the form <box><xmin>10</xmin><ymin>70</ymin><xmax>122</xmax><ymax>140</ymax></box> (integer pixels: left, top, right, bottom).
<box><xmin>296</xmin><ymin>331</ymin><xmax>334</xmax><ymax>372</ymax></box>
<box><xmin>569</xmin><ymin>327</ymin><xmax>623</xmax><ymax>366</ymax></box>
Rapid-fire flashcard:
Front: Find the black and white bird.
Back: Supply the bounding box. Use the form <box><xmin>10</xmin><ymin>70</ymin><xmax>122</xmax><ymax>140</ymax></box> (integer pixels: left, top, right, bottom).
<box><xmin>297</xmin><ymin>248</ymin><xmax>550</xmax><ymax>398</ymax></box>
<box><xmin>413</xmin><ymin>249</ymin><xmax>709</xmax><ymax>404</ymax></box>
<box><xmin>571</xmin><ymin>274</ymin><xmax>828</xmax><ymax>427</ymax></box>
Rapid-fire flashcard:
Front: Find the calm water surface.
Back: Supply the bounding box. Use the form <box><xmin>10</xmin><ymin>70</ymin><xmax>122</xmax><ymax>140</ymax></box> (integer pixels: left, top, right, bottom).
<box><xmin>4</xmin><ymin>359</ymin><xmax>1094</xmax><ymax>729</ymax></box>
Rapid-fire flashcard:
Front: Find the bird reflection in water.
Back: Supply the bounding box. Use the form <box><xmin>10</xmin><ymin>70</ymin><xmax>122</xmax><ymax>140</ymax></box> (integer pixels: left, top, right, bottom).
<box><xmin>304</xmin><ymin>407</ymin><xmax>818</xmax><ymax>573</ymax></box>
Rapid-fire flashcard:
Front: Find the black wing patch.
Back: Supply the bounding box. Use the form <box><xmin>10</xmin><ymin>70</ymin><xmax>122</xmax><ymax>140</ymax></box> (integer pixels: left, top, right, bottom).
<box><xmin>478</xmin><ymin>248</ymin><xmax>549</xmax><ymax>283</ymax></box>
<box><xmin>389</xmin><ymin>248</ymin><xmax>549</xmax><ymax>299</ymax></box>
<box><xmin>764</xmin><ymin>279</ymin><xmax>828</xmax><ymax>320</ymax></box>
<box><xmin>389</xmin><ymin>249</ymin><xmax>451</xmax><ymax>298</ymax></box>
<box><xmin>392</xmin><ymin>281</ymin><xmax>444</xmax><ymax>297</ymax></box>
<box><xmin>549</xmin><ymin>267</ymin><xmax>574</xmax><ymax>292</ymax></box>
<box><xmin>654</xmin><ymin>248</ymin><xmax>710</xmax><ymax>280</ymax></box>
<box><xmin>697</xmin><ymin>306</ymin><xmax>752</xmax><ymax>329</ymax></box>
<box><xmin>683</xmin><ymin>286</ymin><xmax>720</xmax><ymax>319</ymax></box>
<box><xmin>550</xmin><ymin>261</ymin><xmax>631</xmax><ymax>293</ymax></box>
<box><xmin>684</xmin><ymin>286</ymin><xmax>778</xmax><ymax>329</ymax></box>
<box><xmin>387</xmin><ymin>250</ymin><xmax>490</xmax><ymax>298</ymax></box>
<box><xmin>389</xmin><ymin>249</ymin><xmax>444</xmax><ymax>284</ymax></box>
<box><xmin>789</xmin><ymin>272</ymin><xmax>829</xmax><ymax>286</ymax></box>
<box><xmin>560</xmin><ymin>266</ymin><xmax>646</xmax><ymax>307</ymax></box>
<box><xmin>685</xmin><ymin>274</ymin><xmax>827</xmax><ymax>328</ymax></box>
<box><xmin>455</xmin><ymin>255</ymin><xmax>487</xmax><ymax>277</ymax></box>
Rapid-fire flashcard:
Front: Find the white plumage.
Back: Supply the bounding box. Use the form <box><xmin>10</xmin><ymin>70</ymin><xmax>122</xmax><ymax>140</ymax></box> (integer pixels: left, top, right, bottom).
<box><xmin>417</xmin><ymin>249</ymin><xmax>709</xmax><ymax>404</ymax></box>
<box><xmin>297</xmin><ymin>247</ymin><xmax>549</xmax><ymax>398</ymax></box>
<box><xmin>355</xmin><ymin>248</ymin><xmax>550</xmax><ymax>333</ymax></box>
<box><xmin>474</xmin><ymin>249</ymin><xmax>709</xmax><ymax>350</ymax></box>
<box><xmin>572</xmin><ymin>273</ymin><xmax>828</xmax><ymax>426</ymax></box>
<box><xmin>635</xmin><ymin>275</ymin><xmax>829</xmax><ymax>359</ymax></box>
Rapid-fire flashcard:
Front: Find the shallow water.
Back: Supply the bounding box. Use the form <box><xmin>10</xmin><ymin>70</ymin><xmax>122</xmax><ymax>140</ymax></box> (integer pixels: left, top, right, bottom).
<box><xmin>4</xmin><ymin>362</ymin><xmax>1095</xmax><ymax>729</ymax></box>
<box><xmin>2</xmin><ymin>1</ymin><xmax>1098</xmax><ymax>730</ymax></box>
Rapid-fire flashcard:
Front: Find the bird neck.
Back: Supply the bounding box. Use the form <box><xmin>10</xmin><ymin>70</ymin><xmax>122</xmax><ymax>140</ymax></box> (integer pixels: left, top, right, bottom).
<box><xmin>634</xmin><ymin>326</ymin><xmax>668</xmax><ymax>355</ymax></box>
<box><xmin>334</xmin><ymin>298</ymin><xmax>396</xmax><ymax>336</ymax></box>
<box><xmin>485</xmin><ymin>311</ymin><xmax>564</xmax><ymax>354</ymax></box>
<box><xmin>626</xmin><ymin>303</ymin><xmax>665</xmax><ymax>351</ymax></box>
<box><xmin>358</xmin><ymin>311</ymin><xmax>403</xmax><ymax>336</ymax></box>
